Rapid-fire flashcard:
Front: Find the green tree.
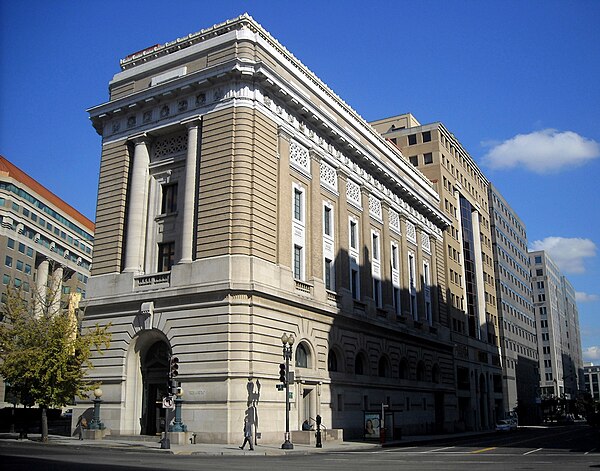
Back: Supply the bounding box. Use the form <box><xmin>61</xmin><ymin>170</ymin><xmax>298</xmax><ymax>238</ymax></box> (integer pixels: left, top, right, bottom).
<box><xmin>0</xmin><ymin>284</ymin><xmax>110</xmax><ymax>442</ymax></box>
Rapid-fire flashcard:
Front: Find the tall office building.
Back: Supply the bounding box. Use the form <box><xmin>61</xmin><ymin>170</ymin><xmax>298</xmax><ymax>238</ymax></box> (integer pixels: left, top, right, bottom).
<box><xmin>530</xmin><ymin>251</ymin><xmax>584</xmax><ymax>399</ymax></box>
<box><xmin>561</xmin><ymin>276</ymin><xmax>584</xmax><ymax>396</ymax></box>
<box><xmin>371</xmin><ymin>114</ymin><xmax>504</xmax><ymax>430</ymax></box>
<box><xmin>0</xmin><ymin>156</ymin><xmax>94</xmax><ymax>405</ymax></box>
<box><xmin>81</xmin><ymin>15</ymin><xmax>459</xmax><ymax>443</ymax></box>
<box><xmin>488</xmin><ymin>184</ymin><xmax>539</xmax><ymax>424</ymax></box>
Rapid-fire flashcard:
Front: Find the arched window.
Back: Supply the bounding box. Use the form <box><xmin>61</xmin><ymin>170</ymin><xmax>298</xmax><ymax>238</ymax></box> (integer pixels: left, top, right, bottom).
<box><xmin>399</xmin><ymin>358</ymin><xmax>409</xmax><ymax>380</ymax></box>
<box><xmin>416</xmin><ymin>360</ymin><xmax>425</xmax><ymax>381</ymax></box>
<box><xmin>295</xmin><ymin>343</ymin><xmax>309</xmax><ymax>368</ymax></box>
<box><xmin>355</xmin><ymin>353</ymin><xmax>366</xmax><ymax>375</ymax></box>
<box><xmin>378</xmin><ymin>356</ymin><xmax>390</xmax><ymax>377</ymax></box>
<box><xmin>328</xmin><ymin>349</ymin><xmax>338</xmax><ymax>372</ymax></box>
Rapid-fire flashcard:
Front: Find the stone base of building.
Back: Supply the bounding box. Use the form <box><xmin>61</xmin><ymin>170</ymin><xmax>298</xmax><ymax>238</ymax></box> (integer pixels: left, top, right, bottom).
<box><xmin>291</xmin><ymin>428</ymin><xmax>343</xmax><ymax>445</ymax></box>
<box><xmin>83</xmin><ymin>429</ymin><xmax>109</xmax><ymax>440</ymax></box>
<box><xmin>167</xmin><ymin>431</ymin><xmax>195</xmax><ymax>445</ymax></box>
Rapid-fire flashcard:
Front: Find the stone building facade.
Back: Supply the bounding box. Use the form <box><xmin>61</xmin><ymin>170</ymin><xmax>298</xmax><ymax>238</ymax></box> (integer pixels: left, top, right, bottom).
<box><xmin>80</xmin><ymin>15</ymin><xmax>460</xmax><ymax>443</ymax></box>
<box><xmin>371</xmin><ymin>114</ymin><xmax>504</xmax><ymax>431</ymax></box>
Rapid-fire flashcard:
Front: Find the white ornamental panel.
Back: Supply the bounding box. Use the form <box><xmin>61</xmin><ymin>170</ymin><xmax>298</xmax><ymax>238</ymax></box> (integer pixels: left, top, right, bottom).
<box><xmin>406</xmin><ymin>220</ymin><xmax>417</xmax><ymax>243</ymax></box>
<box><xmin>369</xmin><ymin>195</ymin><xmax>382</xmax><ymax>220</ymax></box>
<box><xmin>389</xmin><ymin>209</ymin><xmax>400</xmax><ymax>233</ymax></box>
<box><xmin>320</xmin><ymin>160</ymin><xmax>337</xmax><ymax>191</ymax></box>
<box><xmin>290</xmin><ymin>141</ymin><xmax>310</xmax><ymax>173</ymax></box>
<box><xmin>346</xmin><ymin>179</ymin><xmax>361</xmax><ymax>208</ymax></box>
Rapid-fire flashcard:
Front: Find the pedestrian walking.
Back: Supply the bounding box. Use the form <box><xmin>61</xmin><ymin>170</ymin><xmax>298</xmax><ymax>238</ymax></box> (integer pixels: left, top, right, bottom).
<box><xmin>239</xmin><ymin>418</ymin><xmax>254</xmax><ymax>450</ymax></box>
<box><xmin>77</xmin><ymin>415</ymin><xmax>87</xmax><ymax>440</ymax></box>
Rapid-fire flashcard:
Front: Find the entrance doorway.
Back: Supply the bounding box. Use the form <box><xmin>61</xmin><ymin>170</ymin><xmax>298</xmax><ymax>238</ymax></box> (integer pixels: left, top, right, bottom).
<box><xmin>140</xmin><ymin>341</ymin><xmax>169</xmax><ymax>435</ymax></box>
<box><xmin>302</xmin><ymin>387</ymin><xmax>315</xmax><ymax>427</ymax></box>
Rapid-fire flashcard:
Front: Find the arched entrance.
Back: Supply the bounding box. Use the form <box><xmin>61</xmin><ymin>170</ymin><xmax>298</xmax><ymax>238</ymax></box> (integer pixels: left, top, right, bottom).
<box><xmin>140</xmin><ymin>340</ymin><xmax>170</xmax><ymax>435</ymax></box>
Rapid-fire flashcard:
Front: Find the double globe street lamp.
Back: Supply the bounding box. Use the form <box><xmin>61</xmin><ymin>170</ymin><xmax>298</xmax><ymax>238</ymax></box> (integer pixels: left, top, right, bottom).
<box><xmin>281</xmin><ymin>332</ymin><xmax>295</xmax><ymax>450</ymax></box>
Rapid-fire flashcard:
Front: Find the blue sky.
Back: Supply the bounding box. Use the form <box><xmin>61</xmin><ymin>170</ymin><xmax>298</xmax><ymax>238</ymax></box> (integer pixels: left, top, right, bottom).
<box><xmin>1</xmin><ymin>1</ymin><xmax>598</xmax><ymax>359</ymax></box>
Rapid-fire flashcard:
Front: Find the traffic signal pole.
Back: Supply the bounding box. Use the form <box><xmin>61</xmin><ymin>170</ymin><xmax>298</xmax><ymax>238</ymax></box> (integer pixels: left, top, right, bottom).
<box><xmin>161</xmin><ymin>355</ymin><xmax>180</xmax><ymax>450</ymax></box>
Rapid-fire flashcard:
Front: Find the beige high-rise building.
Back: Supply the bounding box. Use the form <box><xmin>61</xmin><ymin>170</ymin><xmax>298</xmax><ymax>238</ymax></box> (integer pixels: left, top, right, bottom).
<box><xmin>488</xmin><ymin>184</ymin><xmax>539</xmax><ymax>424</ymax></box>
<box><xmin>531</xmin><ymin>250</ymin><xmax>583</xmax><ymax>402</ymax></box>
<box><xmin>80</xmin><ymin>15</ymin><xmax>459</xmax><ymax>443</ymax></box>
<box><xmin>371</xmin><ymin>114</ymin><xmax>504</xmax><ymax>430</ymax></box>
<box><xmin>0</xmin><ymin>156</ymin><xmax>94</xmax><ymax>406</ymax></box>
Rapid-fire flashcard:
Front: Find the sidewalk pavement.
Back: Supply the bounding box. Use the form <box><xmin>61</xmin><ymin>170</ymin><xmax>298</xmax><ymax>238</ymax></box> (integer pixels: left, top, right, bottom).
<box><xmin>0</xmin><ymin>430</ymin><xmax>494</xmax><ymax>456</ymax></box>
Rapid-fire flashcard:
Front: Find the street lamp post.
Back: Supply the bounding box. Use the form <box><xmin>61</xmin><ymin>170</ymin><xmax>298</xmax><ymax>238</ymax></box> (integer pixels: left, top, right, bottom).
<box><xmin>281</xmin><ymin>333</ymin><xmax>295</xmax><ymax>450</ymax></box>
<box><xmin>88</xmin><ymin>388</ymin><xmax>104</xmax><ymax>430</ymax></box>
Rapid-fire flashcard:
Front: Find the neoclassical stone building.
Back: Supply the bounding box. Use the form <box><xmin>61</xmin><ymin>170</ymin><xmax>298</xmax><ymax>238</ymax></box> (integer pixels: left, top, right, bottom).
<box><xmin>81</xmin><ymin>15</ymin><xmax>456</xmax><ymax>443</ymax></box>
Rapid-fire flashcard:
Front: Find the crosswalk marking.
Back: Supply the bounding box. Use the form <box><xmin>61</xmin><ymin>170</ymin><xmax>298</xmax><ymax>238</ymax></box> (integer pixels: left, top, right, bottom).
<box><xmin>523</xmin><ymin>448</ymin><xmax>542</xmax><ymax>455</ymax></box>
<box><xmin>470</xmin><ymin>447</ymin><xmax>496</xmax><ymax>454</ymax></box>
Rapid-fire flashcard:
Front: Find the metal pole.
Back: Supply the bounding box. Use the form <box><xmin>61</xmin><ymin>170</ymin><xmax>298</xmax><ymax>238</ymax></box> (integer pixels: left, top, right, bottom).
<box><xmin>161</xmin><ymin>406</ymin><xmax>171</xmax><ymax>449</ymax></box>
<box><xmin>282</xmin><ymin>344</ymin><xmax>293</xmax><ymax>449</ymax></box>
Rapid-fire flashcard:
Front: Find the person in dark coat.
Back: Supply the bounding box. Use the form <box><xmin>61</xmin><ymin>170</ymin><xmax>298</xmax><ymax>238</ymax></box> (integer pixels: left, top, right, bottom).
<box><xmin>239</xmin><ymin>417</ymin><xmax>254</xmax><ymax>450</ymax></box>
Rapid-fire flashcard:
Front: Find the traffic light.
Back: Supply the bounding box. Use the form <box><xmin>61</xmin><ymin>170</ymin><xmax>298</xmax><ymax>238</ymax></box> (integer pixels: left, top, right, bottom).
<box><xmin>168</xmin><ymin>379</ymin><xmax>178</xmax><ymax>396</ymax></box>
<box><xmin>170</xmin><ymin>356</ymin><xmax>179</xmax><ymax>378</ymax></box>
<box><xmin>279</xmin><ymin>363</ymin><xmax>287</xmax><ymax>384</ymax></box>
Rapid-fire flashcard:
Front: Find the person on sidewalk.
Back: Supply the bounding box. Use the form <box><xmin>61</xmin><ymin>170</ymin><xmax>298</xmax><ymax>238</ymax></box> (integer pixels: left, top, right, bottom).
<box><xmin>77</xmin><ymin>416</ymin><xmax>87</xmax><ymax>440</ymax></box>
<box><xmin>239</xmin><ymin>417</ymin><xmax>254</xmax><ymax>451</ymax></box>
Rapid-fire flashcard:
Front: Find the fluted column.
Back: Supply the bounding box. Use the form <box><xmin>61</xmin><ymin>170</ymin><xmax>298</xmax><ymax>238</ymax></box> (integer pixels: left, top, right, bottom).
<box><xmin>124</xmin><ymin>136</ymin><xmax>150</xmax><ymax>273</ymax></box>
<box><xmin>180</xmin><ymin>120</ymin><xmax>200</xmax><ymax>263</ymax></box>
<box><xmin>34</xmin><ymin>258</ymin><xmax>49</xmax><ymax>317</ymax></box>
<box><xmin>50</xmin><ymin>264</ymin><xmax>64</xmax><ymax>315</ymax></box>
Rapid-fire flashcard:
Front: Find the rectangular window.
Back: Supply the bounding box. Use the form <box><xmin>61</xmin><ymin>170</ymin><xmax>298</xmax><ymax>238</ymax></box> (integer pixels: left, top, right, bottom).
<box><xmin>5</xmin><ymin>256</ymin><xmax>12</xmax><ymax>267</ymax></box>
<box><xmin>409</xmin><ymin>253</ymin><xmax>417</xmax><ymax>319</ymax></box>
<box><xmin>7</xmin><ymin>238</ymin><xmax>14</xmax><ymax>249</ymax></box>
<box><xmin>293</xmin><ymin>187</ymin><xmax>303</xmax><ymax>221</ymax></box>
<box><xmin>423</xmin><ymin>152</ymin><xmax>433</xmax><ymax>164</ymax></box>
<box><xmin>161</xmin><ymin>183</ymin><xmax>178</xmax><ymax>214</ymax></box>
<box><xmin>393</xmin><ymin>287</ymin><xmax>401</xmax><ymax>315</ymax></box>
<box><xmin>373</xmin><ymin>278</ymin><xmax>382</xmax><ymax>308</ymax></box>
<box><xmin>535</xmin><ymin>256</ymin><xmax>542</xmax><ymax>264</ymax></box>
<box><xmin>422</xmin><ymin>131</ymin><xmax>432</xmax><ymax>142</ymax></box>
<box><xmin>157</xmin><ymin>242</ymin><xmax>175</xmax><ymax>272</ymax></box>
<box><xmin>25</xmin><ymin>264</ymin><xmax>31</xmax><ymax>275</ymax></box>
<box><xmin>323</xmin><ymin>205</ymin><xmax>332</xmax><ymax>236</ymax></box>
<box><xmin>409</xmin><ymin>155</ymin><xmax>418</xmax><ymax>166</ymax></box>
<box><xmin>408</xmin><ymin>134</ymin><xmax>417</xmax><ymax>145</ymax></box>
<box><xmin>351</xmin><ymin>268</ymin><xmax>359</xmax><ymax>300</ymax></box>
<box><xmin>391</xmin><ymin>244</ymin><xmax>398</xmax><ymax>270</ymax></box>
<box><xmin>536</xmin><ymin>269</ymin><xmax>543</xmax><ymax>276</ymax></box>
<box><xmin>26</xmin><ymin>246</ymin><xmax>33</xmax><ymax>257</ymax></box>
<box><xmin>18</xmin><ymin>242</ymin><xmax>25</xmax><ymax>253</ymax></box>
<box><xmin>294</xmin><ymin>245</ymin><xmax>302</xmax><ymax>280</ymax></box>
<box><xmin>325</xmin><ymin>258</ymin><xmax>333</xmax><ymax>291</ymax></box>
<box><xmin>16</xmin><ymin>260</ymin><xmax>23</xmax><ymax>271</ymax></box>
<box><xmin>372</xmin><ymin>232</ymin><xmax>379</xmax><ymax>261</ymax></box>
<box><xmin>349</xmin><ymin>219</ymin><xmax>358</xmax><ymax>250</ymax></box>
<box><xmin>2</xmin><ymin>274</ymin><xmax>9</xmax><ymax>285</ymax></box>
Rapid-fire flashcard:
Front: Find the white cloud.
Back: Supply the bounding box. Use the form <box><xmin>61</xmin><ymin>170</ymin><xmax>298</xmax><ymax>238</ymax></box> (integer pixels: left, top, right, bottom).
<box><xmin>576</xmin><ymin>292</ymin><xmax>600</xmax><ymax>302</ymax></box>
<box><xmin>530</xmin><ymin>237</ymin><xmax>596</xmax><ymax>274</ymax></box>
<box><xmin>481</xmin><ymin>129</ymin><xmax>600</xmax><ymax>173</ymax></box>
<box><xmin>584</xmin><ymin>346</ymin><xmax>600</xmax><ymax>362</ymax></box>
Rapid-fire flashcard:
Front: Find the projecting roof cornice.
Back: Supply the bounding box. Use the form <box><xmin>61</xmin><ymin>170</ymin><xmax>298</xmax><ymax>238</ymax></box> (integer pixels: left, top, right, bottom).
<box><xmin>89</xmin><ymin>15</ymin><xmax>450</xmax><ymax>231</ymax></box>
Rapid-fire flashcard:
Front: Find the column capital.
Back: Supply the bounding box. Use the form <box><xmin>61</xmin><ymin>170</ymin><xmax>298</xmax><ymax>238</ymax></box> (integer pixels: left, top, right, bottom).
<box><xmin>278</xmin><ymin>124</ymin><xmax>294</xmax><ymax>141</ymax></box>
<box><xmin>128</xmin><ymin>132</ymin><xmax>152</xmax><ymax>146</ymax></box>
<box><xmin>181</xmin><ymin>117</ymin><xmax>201</xmax><ymax>129</ymax></box>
